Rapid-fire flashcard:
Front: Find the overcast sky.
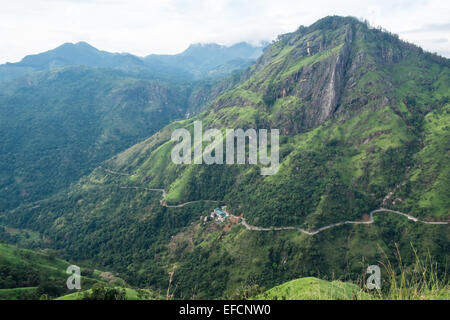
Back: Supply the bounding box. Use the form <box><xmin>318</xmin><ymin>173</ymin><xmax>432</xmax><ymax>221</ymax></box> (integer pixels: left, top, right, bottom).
<box><xmin>1</xmin><ymin>0</ymin><xmax>449</xmax><ymax>63</ymax></box>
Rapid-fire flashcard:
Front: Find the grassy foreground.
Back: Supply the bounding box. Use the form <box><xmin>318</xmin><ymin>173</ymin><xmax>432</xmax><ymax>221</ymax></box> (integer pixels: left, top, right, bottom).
<box><xmin>254</xmin><ymin>246</ymin><xmax>449</xmax><ymax>300</ymax></box>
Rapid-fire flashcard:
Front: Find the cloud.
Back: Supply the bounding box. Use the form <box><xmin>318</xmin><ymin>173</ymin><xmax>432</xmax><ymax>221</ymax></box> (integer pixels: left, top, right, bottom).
<box><xmin>400</xmin><ymin>23</ymin><xmax>450</xmax><ymax>34</ymax></box>
<box><xmin>0</xmin><ymin>0</ymin><xmax>449</xmax><ymax>63</ymax></box>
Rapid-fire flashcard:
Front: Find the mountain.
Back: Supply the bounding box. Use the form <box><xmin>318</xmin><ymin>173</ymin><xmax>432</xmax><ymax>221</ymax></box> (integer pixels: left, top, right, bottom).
<box><xmin>0</xmin><ymin>41</ymin><xmax>265</xmax><ymax>83</ymax></box>
<box><xmin>0</xmin><ymin>42</ymin><xmax>247</xmax><ymax>211</ymax></box>
<box><xmin>0</xmin><ymin>68</ymin><xmax>190</xmax><ymax>211</ymax></box>
<box><xmin>84</xmin><ymin>15</ymin><xmax>449</xmax><ymax>226</ymax></box>
<box><xmin>0</xmin><ymin>42</ymin><xmax>183</xmax><ymax>83</ymax></box>
<box><xmin>144</xmin><ymin>42</ymin><xmax>266</xmax><ymax>79</ymax></box>
<box><xmin>13</xmin><ymin>41</ymin><xmax>139</xmax><ymax>69</ymax></box>
<box><xmin>0</xmin><ymin>16</ymin><xmax>448</xmax><ymax>299</ymax></box>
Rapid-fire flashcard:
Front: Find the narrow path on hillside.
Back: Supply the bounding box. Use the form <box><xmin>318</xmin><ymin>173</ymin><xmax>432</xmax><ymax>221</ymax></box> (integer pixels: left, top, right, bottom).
<box><xmin>106</xmin><ymin>169</ymin><xmax>449</xmax><ymax>235</ymax></box>
<box><xmin>236</xmin><ymin>208</ymin><xmax>448</xmax><ymax>236</ymax></box>
<box><xmin>118</xmin><ymin>186</ymin><xmax>219</xmax><ymax>207</ymax></box>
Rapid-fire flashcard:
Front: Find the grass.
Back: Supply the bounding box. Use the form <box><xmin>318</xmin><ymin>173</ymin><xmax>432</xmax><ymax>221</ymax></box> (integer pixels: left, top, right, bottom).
<box><xmin>55</xmin><ymin>287</ymin><xmax>159</xmax><ymax>300</ymax></box>
<box><xmin>254</xmin><ymin>277</ymin><xmax>369</xmax><ymax>300</ymax></box>
<box><xmin>376</xmin><ymin>244</ymin><xmax>449</xmax><ymax>300</ymax></box>
<box><xmin>0</xmin><ymin>243</ymin><xmax>69</xmax><ymax>278</ymax></box>
<box><xmin>254</xmin><ymin>243</ymin><xmax>449</xmax><ymax>300</ymax></box>
<box><xmin>0</xmin><ymin>242</ymin><xmax>131</xmax><ymax>300</ymax></box>
<box><xmin>0</xmin><ymin>287</ymin><xmax>38</xmax><ymax>300</ymax></box>
<box><xmin>282</xmin><ymin>43</ymin><xmax>345</xmax><ymax>78</ymax></box>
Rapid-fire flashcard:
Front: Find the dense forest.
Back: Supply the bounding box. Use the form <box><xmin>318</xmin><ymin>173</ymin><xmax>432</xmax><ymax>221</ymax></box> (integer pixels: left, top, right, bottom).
<box><xmin>0</xmin><ymin>16</ymin><xmax>448</xmax><ymax>299</ymax></box>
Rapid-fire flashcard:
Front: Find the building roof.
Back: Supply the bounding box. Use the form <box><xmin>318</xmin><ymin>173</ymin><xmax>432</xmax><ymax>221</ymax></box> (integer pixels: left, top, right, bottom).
<box><xmin>214</xmin><ymin>208</ymin><xmax>226</xmax><ymax>216</ymax></box>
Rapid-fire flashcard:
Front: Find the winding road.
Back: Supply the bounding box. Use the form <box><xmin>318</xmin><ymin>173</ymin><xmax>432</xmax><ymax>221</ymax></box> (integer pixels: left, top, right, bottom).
<box><xmin>107</xmin><ymin>169</ymin><xmax>449</xmax><ymax>236</ymax></box>
<box><xmin>237</xmin><ymin>208</ymin><xmax>448</xmax><ymax>235</ymax></box>
<box><xmin>118</xmin><ymin>186</ymin><xmax>219</xmax><ymax>207</ymax></box>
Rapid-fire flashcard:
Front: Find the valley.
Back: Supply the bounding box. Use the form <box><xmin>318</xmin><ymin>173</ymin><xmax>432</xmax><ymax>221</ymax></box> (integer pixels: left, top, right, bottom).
<box><xmin>0</xmin><ymin>15</ymin><xmax>448</xmax><ymax>300</ymax></box>
<box><xmin>104</xmin><ymin>167</ymin><xmax>449</xmax><ymax>235</ymax></box>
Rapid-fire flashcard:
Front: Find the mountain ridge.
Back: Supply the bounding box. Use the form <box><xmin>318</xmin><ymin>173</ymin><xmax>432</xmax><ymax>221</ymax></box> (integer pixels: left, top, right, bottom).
<box><xmin>0</xmin><ymin>16</ymin><xmax>448</xmax><ymax>299</ymax></box>
<box><xmin>0</xmin><ymin>41</ymin><xmax>265</xmax><ymax>83</ymax></box>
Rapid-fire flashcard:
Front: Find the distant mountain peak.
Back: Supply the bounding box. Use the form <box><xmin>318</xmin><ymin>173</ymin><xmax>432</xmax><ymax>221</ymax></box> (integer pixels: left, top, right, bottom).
<box><xmin>181</xmin><ymin>41</ymin><xmax>264</xmax><ymax>55</ymax></box>
<box><xmin>44</xmin><ymin>41</ymin><xmax>99</xmax><ymax>54</ymax></box>
<box><xmin>75</xmin><ymin>41</ymin><xmax>95</xmax><ymax>47</ymax></box>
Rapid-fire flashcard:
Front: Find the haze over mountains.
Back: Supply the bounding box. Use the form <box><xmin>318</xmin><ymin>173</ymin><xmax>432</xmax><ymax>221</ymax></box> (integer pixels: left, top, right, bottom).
<box><xmin>0</xmin><ymin>40</ymin><xmax>263</xmax><ymax>211</ymax></box>
<box><xmin>0</xmin><ymin>41</ymin><xmax>266</xmax><ymax>83</ymax></box>
<box><xmin>0</xmin><ymin>16</ymin><xmax>448</xmax><ymax>300</ymax></box>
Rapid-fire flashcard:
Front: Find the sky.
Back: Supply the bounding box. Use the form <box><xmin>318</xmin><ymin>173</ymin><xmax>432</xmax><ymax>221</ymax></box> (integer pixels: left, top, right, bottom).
<box><xmin>0</xmin><ymin>0</ymin><xmax>449</xmax><ymax>63</ymax></box>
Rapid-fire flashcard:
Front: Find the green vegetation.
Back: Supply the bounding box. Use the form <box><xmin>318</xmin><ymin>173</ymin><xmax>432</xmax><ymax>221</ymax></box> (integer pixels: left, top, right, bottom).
<box><xmin>0</xmin><ymin>68</ymin><xmax>187</xmax><ymax>211</ymax></box>
<box><xmin>0</xmin><ymin>41</ymin><xmax>254</xmax><ymax>212</ymax></box>
<box><xmin>56</xmin><ymin>285</ymin><xmax>160</xmax><ymax>300</ymax></box>
<box><xmin>0</xmin><ymin>242</ymin><xmax>142</xmax><ymax>300</ymax></box>
<box><xmin>255</xmin><ymin>245</ymin><xmax>449</xmax><ymax>300</ymax></box>
<box><xmin>0</xmin><ymin>242</ymin><xmax>76</xmax><ymax>299</ymax></box>
<box><xmin>0</xmin><ymin>16</ymin><xmax>448</xmax><ymax>300</ymax></box>
<box><xmin>255</xmin><ymin>277</ymin><xmax>367</xmax><ymax>300</ymax></box>
<box><xmin>0</xmin><ymin>287</ymin><xmax>38</xmax><ymax>300</ymax></box>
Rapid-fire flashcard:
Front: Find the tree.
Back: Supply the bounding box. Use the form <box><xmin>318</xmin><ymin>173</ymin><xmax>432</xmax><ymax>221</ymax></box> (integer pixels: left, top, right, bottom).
<box><xmin>83</xmin><ymin>283</ymin><xmax>126</xmax><ymax>300</ymax></box>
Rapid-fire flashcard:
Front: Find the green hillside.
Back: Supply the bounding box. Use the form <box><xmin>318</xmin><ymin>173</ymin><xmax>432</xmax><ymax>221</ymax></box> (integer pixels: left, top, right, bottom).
<box><xmin>88</xmin><ymin>16</ymin><xmax>449</xmax><ymax>226</ymax></box>
<box><xmin>0</xmin><ymin>67</ymin><xmax>188</xmax><ymax>211</ymax></box>
<box><xmin>0</xmin><ymin>63</ymin><xmax>243</xmax><ymax>212</ymax></box>
<box><xmin>0</xmin><ymin>242</ymin><xmax>156</xmax><ymax>300</ymax></box>
<box><xmin>0</xmin><ymin>16</ymin><xmax>448</xmax><ymax>299</ymax></box>
<box><xmin>0</xmin><ymin>242</ymin><xmax>78</xmax><ymax>299</ymax></box>
<box><xmin>255</xmin><ymin>275</ymin><xmax>449</xmax><ymax>300</ymax></box>
<box><xmin>255</xmin><ymin>277</ymin><xmax>367</xmax><ymax>300</ymax></box>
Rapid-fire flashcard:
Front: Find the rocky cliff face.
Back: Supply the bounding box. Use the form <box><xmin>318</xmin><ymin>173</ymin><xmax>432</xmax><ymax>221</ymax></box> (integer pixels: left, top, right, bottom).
<box><xmin>210</xmin><ymin>16</ymin><xmax>438</xmax><ymax>136</ymax></box>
